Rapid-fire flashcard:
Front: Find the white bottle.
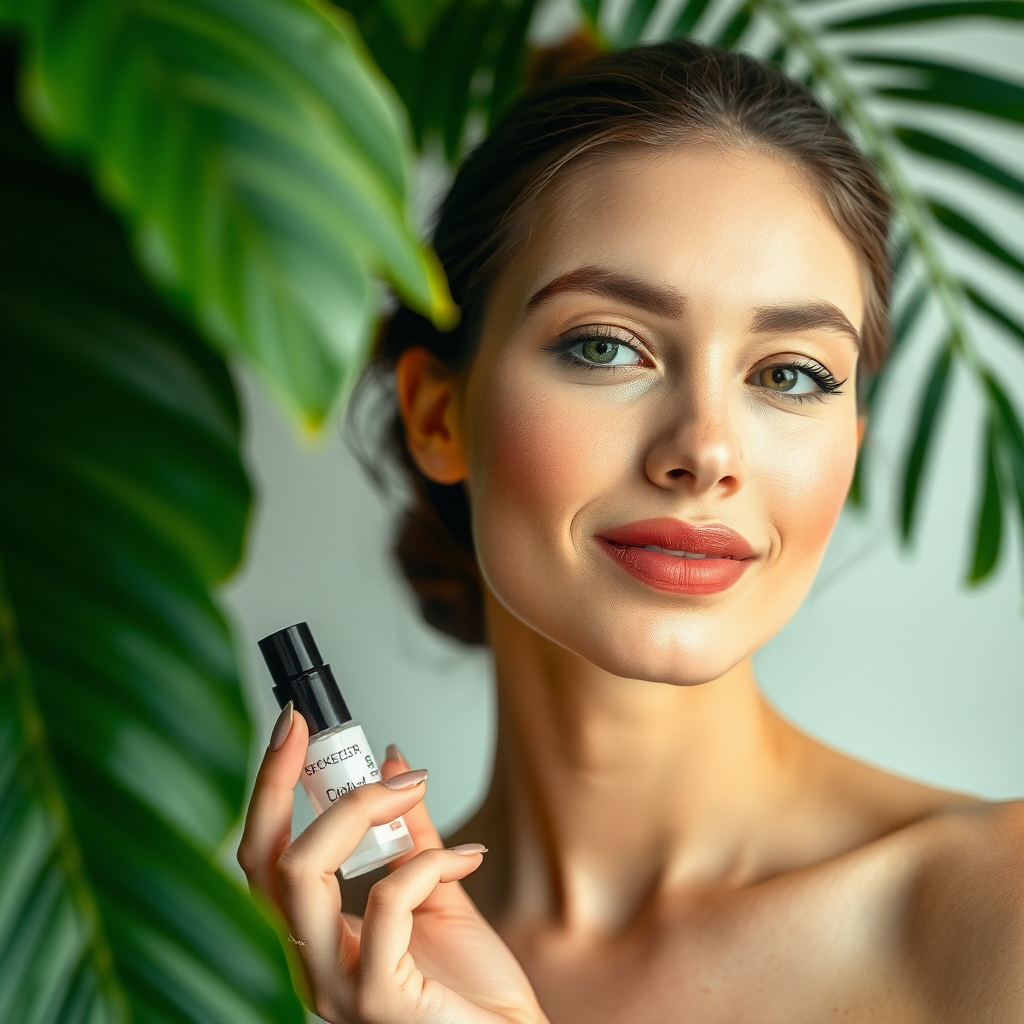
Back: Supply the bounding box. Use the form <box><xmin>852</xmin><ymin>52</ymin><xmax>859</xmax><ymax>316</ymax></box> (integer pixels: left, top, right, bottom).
<box><xmin>259</xmin><ymin>623</ymin><xmax>414</xmax><ymax>878</ymax></box>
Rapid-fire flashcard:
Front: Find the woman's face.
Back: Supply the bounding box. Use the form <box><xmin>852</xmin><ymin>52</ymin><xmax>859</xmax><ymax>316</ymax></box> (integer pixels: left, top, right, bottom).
<box><xmin>455</xmin><ymin>145</ymin><xmax>864</xmax><ymax>684</ymax></box>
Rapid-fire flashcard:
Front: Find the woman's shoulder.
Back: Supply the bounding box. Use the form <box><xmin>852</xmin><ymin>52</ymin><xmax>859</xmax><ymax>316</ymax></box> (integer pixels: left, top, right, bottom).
<box><xmin>909</xmin><ymin>799</ymin><xmax>1023</xmax><ymax>977</ymax></box>
<box><xmin>866</xmin><ymin>796</ymin><xmax>1024</xmax><ymax>1022</ymax></box>
<box><xmin>787</xmin><ymin>746</ymin><xmax>1023</xmax><ymax>1019</ymax></box>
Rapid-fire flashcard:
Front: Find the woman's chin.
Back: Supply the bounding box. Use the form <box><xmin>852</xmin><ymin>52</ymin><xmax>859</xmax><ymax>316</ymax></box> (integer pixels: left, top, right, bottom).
<box><xmin>509</xmin><ymin>598</ymin><xmax>756</xmax><ymax>686</ymax></box>
<box><xmin>574</xmin><ymin>631</ymin><xmax>750</xmax><ymax>687</ymax></box>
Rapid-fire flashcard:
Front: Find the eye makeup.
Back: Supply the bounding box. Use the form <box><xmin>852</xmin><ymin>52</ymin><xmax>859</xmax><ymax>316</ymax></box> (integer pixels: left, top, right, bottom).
<box><xmin>545</xmin><ymin>322</ymin><xmax>846</xmax><ymax>401</ymax></box>
<box><xmin>747</xmin><ymin>355</ymin><xmax>846</xmax><ymax>402</ymax></box>
<box><xmin>544</xmin><ymin>324</ymin><xmax>651</xmax><ymax>371</ymax></box>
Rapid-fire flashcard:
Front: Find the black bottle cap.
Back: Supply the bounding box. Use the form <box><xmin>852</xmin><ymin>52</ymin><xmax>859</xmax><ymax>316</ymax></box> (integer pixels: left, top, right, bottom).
<box><xmin>258</xmin><ymin>623</ymin><xmax>352</xmax><ymax>736</ymax></box>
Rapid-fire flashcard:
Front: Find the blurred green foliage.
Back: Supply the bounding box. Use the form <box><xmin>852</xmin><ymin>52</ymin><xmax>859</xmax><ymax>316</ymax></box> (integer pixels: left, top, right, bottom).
<box><xmin>0</xmin><ymin>49</ymin><xmax>304</xmax><ymax>1024</ymax></box>
<box><xmin>1</xmin><ymin>2</ymin><xmax>1022</xmax><ymax>1022</ymax></box>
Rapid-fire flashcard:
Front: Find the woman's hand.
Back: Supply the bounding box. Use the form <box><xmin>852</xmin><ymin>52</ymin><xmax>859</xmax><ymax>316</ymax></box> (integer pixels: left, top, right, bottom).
<box><xmin>237</xmin><ymin>706</ymin><xmax>546</xmax><ymax>1024</ymax></box>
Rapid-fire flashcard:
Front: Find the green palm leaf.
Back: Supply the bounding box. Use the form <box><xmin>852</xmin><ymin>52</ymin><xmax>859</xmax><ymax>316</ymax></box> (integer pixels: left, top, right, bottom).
<box><xmin>929</xmin><ymin>200</ymin><xmax>1024</xmax><ymax>275</ymax></box>
<box><xmin>340</xmin><ymin>0</ymin><xmax>540</xmax><ymax>160</ymax></box>
<box><xmin>850</xmin><ymin>54</ymin><xmax>1024</xmax><ymax>123</ymax></box>
<box><xmin>827</xmin><ymin>1</ymin><xmax>1024</xmax><ymax>31</ymax></box>
<box><xmin>967</xmin><ymin>286</ymin><xmax>1024</xmax><ymax>351</ymax></box>
<box><xmin>0</xmin><ymin>74</ymin><xmax>304</xmax><ymax>1024</ymax></box>
<box><xmin>900</xmin><ymin>343</ymin><xmax>955</xmax><ymax>541</ymax></box>
<box><xmin>894</xmin><ymin>126</ymin><xmax>1024</xmax><ymax>201</ymax></box>
<box><xmin>968</xmin><ymin>414</ymin><xmax>1004</xmax><ymax>583</ymax></box>
<box><xmin>1</xmin><ymin>0</ymin><xmax>455</xmax><ymax>428</ymax></box>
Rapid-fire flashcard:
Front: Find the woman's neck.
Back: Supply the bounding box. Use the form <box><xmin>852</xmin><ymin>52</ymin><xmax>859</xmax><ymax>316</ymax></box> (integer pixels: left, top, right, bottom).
<box><xmin>472</xmin><ymin>592</ymin><xmax>809</xmax><ymax>938</ymax></box>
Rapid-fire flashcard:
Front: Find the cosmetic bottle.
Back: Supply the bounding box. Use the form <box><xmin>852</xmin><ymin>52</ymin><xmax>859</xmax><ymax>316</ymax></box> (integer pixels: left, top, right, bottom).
<box><xmin>259</xmin><ymin>622</ymin><xmax>414</xmax><ymax>878</ymax></box>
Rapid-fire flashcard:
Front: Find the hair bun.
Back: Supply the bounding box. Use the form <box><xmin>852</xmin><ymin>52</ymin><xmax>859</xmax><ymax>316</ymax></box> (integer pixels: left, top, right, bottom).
<box><xmin>525</xmin><ymin>30</ymin><xmax>601</xmax><ymax>91</ymax></box>
<box><xmin>394</xmin><ymin>499</ymin><xmax>485</xmax><ymax>646</ymax></box>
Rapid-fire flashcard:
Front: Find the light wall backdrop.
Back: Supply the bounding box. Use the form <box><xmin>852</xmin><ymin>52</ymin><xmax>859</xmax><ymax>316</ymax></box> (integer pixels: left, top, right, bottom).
<box><xmin>222</xmin><ymin>17</ymin><xmax>1024</xmax><ymax>841</ymax></box>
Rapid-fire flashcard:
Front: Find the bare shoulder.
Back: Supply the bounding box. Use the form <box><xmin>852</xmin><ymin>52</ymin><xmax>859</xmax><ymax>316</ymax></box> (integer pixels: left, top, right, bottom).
<box><xmin>902</xmin><ymin>799</ymin><xmax>1024</xmax><ymax>1022</ymax></box>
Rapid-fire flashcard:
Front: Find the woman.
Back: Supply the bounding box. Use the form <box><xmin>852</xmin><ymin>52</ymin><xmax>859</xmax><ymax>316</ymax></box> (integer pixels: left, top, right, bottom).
<box><xmin>236</xmin><ymin>41</ymin><xmax>1023</xmax><ymax>1023</ymax></box>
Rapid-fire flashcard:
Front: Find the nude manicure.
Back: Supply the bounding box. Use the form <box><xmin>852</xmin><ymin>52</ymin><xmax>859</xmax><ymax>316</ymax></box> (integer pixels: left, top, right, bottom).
<box><xmin>449</xmin><ymin>843</ymin><xmax>488</xmax><ymax>855</ymax></box>
<box><xmin>269</xmin><ymin>700</ymin><xmax>294</xmax><ymax>751</ymax></box>
<box><xmin>381</xmin><ymin>769</ymin><xmax>428</xmax><ymax>790</ymax></box>
<box><xmin>385</xmin><ymin>743</ymin><xmax>404</xmax><ymax>763</ymax></box>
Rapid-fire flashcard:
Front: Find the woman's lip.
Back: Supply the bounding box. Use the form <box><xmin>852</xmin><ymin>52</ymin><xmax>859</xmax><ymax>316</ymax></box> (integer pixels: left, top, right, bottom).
<box><xmin>597</xmin><ymin>518</ymin><xmax>756</xmax><ymax>560</ymax></box>
<box><xmin>595</xmin><ymin>518</ymin><xmax>755</xmax><ymax>595</ymax></box>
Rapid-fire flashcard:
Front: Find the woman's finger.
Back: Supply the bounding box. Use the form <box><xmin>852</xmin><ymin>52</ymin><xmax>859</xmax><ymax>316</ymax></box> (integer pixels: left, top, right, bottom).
<box><xmin>236</xmin><ymin>702</ymin><xmax>308</xmax><ymax>912</ymax></box>
<box><xmin>359</xmin><ymin>847</ymin><xmax>487</xmax><ymax>994</ymax></box>
<box><xmin>380</xmin><ymin>745</ymin><xmax>445</xmax><ymax>859</ymax></box>
<box><xmin>380</xmin><ymin>746</ymin><xmax>484</xmax><ymax>917</ymax></box>
<box><xmin>276</xmin><ymin>773</ymin><xmax>431</xmax><ymax>962</ymax></box>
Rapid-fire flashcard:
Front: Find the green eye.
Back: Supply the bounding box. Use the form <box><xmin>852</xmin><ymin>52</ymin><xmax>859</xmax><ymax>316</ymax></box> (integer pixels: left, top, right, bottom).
<box><xmin>582</xmin><ymin>339</ymin><xmax>620</xmax><ymax>363</ymax></box>
<box><xmin>570</xmin><ymin>337</ymin><xmax>642</xmax><ymax>366</ymax></box>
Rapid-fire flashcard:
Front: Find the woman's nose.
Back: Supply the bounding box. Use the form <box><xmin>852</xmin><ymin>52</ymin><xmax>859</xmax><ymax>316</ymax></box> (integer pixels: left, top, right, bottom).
<box><xmin>643</xmin><ymin>391</ymin><xmax>745</xmax><ymax>497</ymax></box>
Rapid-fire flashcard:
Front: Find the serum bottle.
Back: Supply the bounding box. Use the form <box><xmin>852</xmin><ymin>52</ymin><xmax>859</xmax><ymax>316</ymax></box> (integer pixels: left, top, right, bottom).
<box><xmin>259</xmin><ymin>622</ymin><xmax>414</xmax><ymax>878</ymax></box>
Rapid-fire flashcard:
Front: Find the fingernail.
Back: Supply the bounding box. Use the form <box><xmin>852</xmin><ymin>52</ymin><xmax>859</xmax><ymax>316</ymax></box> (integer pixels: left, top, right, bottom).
<box><xmin>381</xmin><ymin>769</ymin><xmax>428</xmax><ymax>790</ymax></box>
<box><xmin>269</xmin><ymin>701</ymin><xmax>293</xmax><ymax>751</ymax></box>
<box><xmin>449</xmin><ymin>843</ymin><xmax>488</xmax><ymax>856</ymax></box>
<box><xmin>385</xmin><ymin>743</ymin><xmax>404</xmax><ymax>764</ymax></box>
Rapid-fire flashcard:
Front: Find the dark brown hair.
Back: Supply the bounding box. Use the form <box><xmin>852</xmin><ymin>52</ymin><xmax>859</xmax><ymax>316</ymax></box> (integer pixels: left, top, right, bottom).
<box><xmin>356</xmin><ymin>39</ymin><xmax>893</xmax><ymax>646</ymax></box>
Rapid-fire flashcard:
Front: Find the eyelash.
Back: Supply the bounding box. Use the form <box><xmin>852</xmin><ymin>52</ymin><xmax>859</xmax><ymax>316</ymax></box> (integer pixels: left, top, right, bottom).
<box><xmin>545</xmin><ymin>328</ymin><xmax>847</xmax><ymax>400</ymax></box>
<box><xmin>758</xmin><ymin>357</ymin><xmax>847</xmax><ymax>403</ymax></box>
<box><xmin>544</xmin><ymin>326</ymin><xmax>649</xmax><ymax>371</ymax></box>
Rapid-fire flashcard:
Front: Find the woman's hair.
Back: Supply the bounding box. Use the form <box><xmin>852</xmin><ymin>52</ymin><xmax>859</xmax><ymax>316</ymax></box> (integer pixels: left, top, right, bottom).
<box><xmin>356</xmin><ymin>38</ymin><xmax>893</xmax><ymax>647</ymax></box>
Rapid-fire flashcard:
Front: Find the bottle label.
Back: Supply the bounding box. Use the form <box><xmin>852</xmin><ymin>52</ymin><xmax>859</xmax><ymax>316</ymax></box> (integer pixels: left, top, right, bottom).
<box><xmin>304</xmin><ymin>742</ymin><xmax>368</xmax><ymax>777</ymax></box>
<box><xmin>300</xmin><ymin>724</ymin><xmax>410</xmax><ymax>858</ymax></box>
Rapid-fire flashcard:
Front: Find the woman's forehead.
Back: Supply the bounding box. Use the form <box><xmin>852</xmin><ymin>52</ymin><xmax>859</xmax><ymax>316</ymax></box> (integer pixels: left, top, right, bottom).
<box><xmin>498</xmin><ymin>144</ymin><xmax>865</xmax><ymax>328</ymax></box>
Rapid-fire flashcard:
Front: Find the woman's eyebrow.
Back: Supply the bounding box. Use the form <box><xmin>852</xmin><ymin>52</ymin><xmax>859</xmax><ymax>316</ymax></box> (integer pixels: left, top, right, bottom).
<box><xmin>750</xmin><ymin>303</ymin><xmax>861</xmax><ymax>347</ymax></box>
<box><xmin>525</xmin><ymin>265</ymin><xmax>686</xmax><ymax>319</ymax></box>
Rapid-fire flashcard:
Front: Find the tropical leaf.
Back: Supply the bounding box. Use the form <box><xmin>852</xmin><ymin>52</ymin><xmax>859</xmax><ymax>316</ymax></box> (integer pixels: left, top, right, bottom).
<box><xmin>900</xmin><ymin>343</ymin><xmax>955</xmax><ymax>541</ymax></box>
<box><xmin>827</xmin><ymin>1</ymin><xmax>1024</xmax><ymax>31</ymax></box>
<box><xmin>618</xmin><ymin>0</ymin><xmax>661</xmax><ymax>45</ymax></box>
<box><xmin>1</xmin><ymin>0</ymin><xmax>455</xmax><ymax>428</ymax></box>
<box><xmin>967</xmin><ymin>285</ymin><xmax>1024</xmax><ymax>351</ymax></box>
<box><xmin>894</xmin><ymin>126</ymin><xmax>1024</xmax><ymax>200</ymax></box>
<box><xmin>968</xmin><ymin>414</ymin><xmax>1003</xmax><ymax>583</ymax></box>
<box><xmin>709</xmin><ymin>1</ymin><xmax>755</xmax><ymax>48</ymax></box>
<box><xmin>0</xmin><ymin>67</ymin><xmax>304</xmax><ymax>1024</ymax></box>
<box><xmin>929</xmin><ymin>200</ymin><xmax>1024</xmax><ymax>275</ymax></box>
<box><xmin>984</xmin><ymin>374</ymin><xmax>1024</xmax><ymax>544</ymax></box>
<box><xmin>339</xmin><ymin>0</ymin><xmax>540</xmax><ymax>160</ymax></box>
<box><xmin>670</xmin><ymin>0</ymin><xmax>716</xmax><ymax>36</ymax></box>
<box><xmin>849</xmin><ymin>54</ymin><xmax>1024</xmax><ymax>125</ymax></box>
<box><xmin>379</xmin><ymin>0</ymin><xmax>452</xmax><ymax>43</ymax></box>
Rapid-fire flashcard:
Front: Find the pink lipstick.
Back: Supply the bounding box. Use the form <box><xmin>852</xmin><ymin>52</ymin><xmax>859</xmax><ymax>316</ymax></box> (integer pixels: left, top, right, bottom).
<box><xmin>596</xmin><ymin>518</ymin><xmax>755</xmax><ymax>595</ymax></box>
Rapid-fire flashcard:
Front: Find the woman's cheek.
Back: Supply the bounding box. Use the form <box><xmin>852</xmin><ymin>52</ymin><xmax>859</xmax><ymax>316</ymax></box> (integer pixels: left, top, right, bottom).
<box><xmin>757</xmin><ymin>412</ymin><xmax>858</xmax><ymax>588</ymax></box>
<box><xmin>466</xmin><ymin>375</ymin><xmax>618</xmax><ymax>616</ymax></box>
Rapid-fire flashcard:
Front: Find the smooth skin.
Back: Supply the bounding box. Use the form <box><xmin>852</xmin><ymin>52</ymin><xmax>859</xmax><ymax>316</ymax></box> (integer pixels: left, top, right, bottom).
<box><xmin>238</xmin><ymin>146</ymin><xmax>1024</xmax><ymax>1023</ymax></box>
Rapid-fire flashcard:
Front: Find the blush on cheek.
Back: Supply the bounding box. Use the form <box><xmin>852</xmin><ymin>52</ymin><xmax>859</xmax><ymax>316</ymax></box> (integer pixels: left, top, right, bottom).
<box><xmin>466</xmin><ymin>376</ymin><xmax>625</xmax><ymax>632</ymax></box>
<box><xmin>477</xmin><ymin>382</ymin><xmax>614</xmax><ymax>528</ymax></box>
<box><xmin>769</xmin><ymin>425</ymin><xmax>857</xmax><ymax>570</ymax></box>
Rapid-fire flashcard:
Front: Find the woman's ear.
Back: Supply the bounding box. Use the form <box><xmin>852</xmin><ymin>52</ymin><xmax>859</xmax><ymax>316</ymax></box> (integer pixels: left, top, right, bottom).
<box><xmin>395</xmin><ymin>347</ymin><xmax>468</xmax><ymax>484</ymax></box>
<box><xmin>857</xmin><ymin>415</ymin><xmax>867</xmax><ymax>449</ymax></box>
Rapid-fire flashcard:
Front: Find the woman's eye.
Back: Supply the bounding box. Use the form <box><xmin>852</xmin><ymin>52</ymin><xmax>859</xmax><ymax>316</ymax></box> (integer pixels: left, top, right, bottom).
<box><xmin>753</xmin><ymin>365</ymin><xmax>820</xmax><ymax>395</ymax></box>
<box><xmin>570</xmin><ymin>337</ymin><xmax>642</xmax><ymax>366</ymax></box>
